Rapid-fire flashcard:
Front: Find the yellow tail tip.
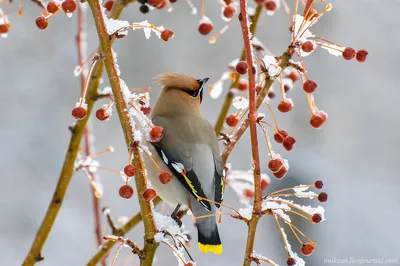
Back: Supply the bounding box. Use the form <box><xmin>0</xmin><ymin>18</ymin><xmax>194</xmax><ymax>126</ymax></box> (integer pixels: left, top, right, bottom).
<box><xmin>198</xmin><ymin>243</ymin><xmax>223</xmax><ymax>255</ymax></box>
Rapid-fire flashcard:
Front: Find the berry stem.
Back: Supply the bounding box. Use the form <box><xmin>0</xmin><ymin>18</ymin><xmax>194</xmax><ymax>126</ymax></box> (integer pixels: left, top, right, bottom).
<box><xmin>201</xmin><ymin>0</ymin><xmax>205</xmax><ymax>17</ymax></box>
<box><xmin>273</xmin><ymin>214</ymin><xmax>291</xmax><ymax>257</ymax></box>
<box><xmin>258</xmin><ymin>122</ymin><xmax>274</xmax><ymax>159</ymax></box>
<box><xmin>80</xmin><ymin>56</ymin><xmax>99</xmax><ymax>105</ymax></box>
<box><xmin>142</xmin><ymin>147</ymin><xmax>164</xmax><ymax>173</ymax></box>
<box><xmin>287</xmin><ymin>222</ymin><xmax>303</xmax><ymax>245</ymax></box>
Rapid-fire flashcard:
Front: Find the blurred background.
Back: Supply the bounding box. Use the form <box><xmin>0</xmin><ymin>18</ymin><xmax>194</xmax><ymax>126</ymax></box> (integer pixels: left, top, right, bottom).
<box><xmin>1</xmin><ymin>0</ymin><xmax>399</xmax><ymax>265</ymax></box>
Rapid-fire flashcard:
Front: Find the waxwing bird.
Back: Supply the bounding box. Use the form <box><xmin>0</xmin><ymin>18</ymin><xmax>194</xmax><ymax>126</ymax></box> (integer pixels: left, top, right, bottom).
<box><xmin>143</xmin><ymin>72</ymin><xmax>224</xmax><ymax>255</ymax></box>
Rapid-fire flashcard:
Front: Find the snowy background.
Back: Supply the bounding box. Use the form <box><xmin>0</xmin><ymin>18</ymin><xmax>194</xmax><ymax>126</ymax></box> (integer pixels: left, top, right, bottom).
<box><xmin>1</xmin><ymin>0</ymin><xmax>399</xmax><ymax>265</ymax></box>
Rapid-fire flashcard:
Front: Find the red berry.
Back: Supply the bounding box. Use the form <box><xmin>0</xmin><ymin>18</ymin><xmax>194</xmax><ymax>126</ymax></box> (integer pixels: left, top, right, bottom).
<box><xmin>198</xmin><ymin>21</ymin><xmax>213</xmax><ymax>35</ymax></box>
<box><xmin>148</xmin><ymin>0</ymin><xmax>163</xmax><ymax>7</ymax></box>
<box><xmin>141</xmin><ymin>106</ymin><xmax>151</xmax><ymax>116</ymax></box>
<box><xmin>243</xmin><ymin>188</ymin><xmax>254</xmax><ymax>198</ymax></box>
<box><xmin>47</xmin><ymin>1</ymin><xmax>59</xmax><ymax>13</ymax></box>
<box><xmin>315</xmin><ymin>180</ymin><xmax>323</xmax><ymax>189</ymax></box>
<box><xmin>35</xmin><ymin>16</ymin><xmax>48</xmax><ymax>30</ymax></box>
<box><xmin>303</xmin><ymin>79</ymin><xmax>317</xmax><ymax>93</ymax></box>
<box><xmin>310</xmin><ymin>111</ymin><xmax>328</xmax><ymax>128</ymax></box>
<box><xmin>237</xmin><ymin>80</ymin><xmax>248</xmax><ymax>91</ymax></box>
<box><xmin>124</xmin><ymin>164</ymin><xmax>136</xmax><ymax>177</ymax></box>
<box><xmin>254</xmin><ymin>0</ymin><xmax>265</xmax><ymax>3</ymax></box>
<box><xmin>286</xmin><ymin>71</ymin><xmax>299</xmax><ymax>82</ymax></box>
<box><xmin>255</xmin><ymin>85</ymin><xmax>262</xmax><ymax>95</ymax></box>
<box><xmin>278</xmin><ymin>99</ymin><xmax>293</xmax><ymax>113</ymax></box>
<box><xmin>159</xmin><ymin>171</ymin><xmax>172</xmax><ymax>184</ymax></box>
<box><xmin>268</xmin><ymin>91</ymin><xmax>275</xmax><ymax>99</ymax></box>
<box><xmin>236</xmin><ymin>61</ymin><xmax>248</xmax><ymax>75</ymax></box>
<box><xmin>72</xmin><ymin>106</ymin><xmax>87</xmax><ymax>120</ymax></box>
<box><xmin>265</xmin><ymin>0</ymin><xmax>277</xmax><ymax>11</ymax></box>
<box><xmin>273</xmin><ymin>166</ymin><xmax>288</xmax><ymax>179</ymax></box>
<box><xmin>312</xmin><ymin>213</ymin><xmax>322</xmax><ymax>223</ymax></box>
<box><xmin>223</xmin><ymin>0</ymin><xmax>232</xmax><ymax>4</ymax></box>
<box><xmin>170</xmin><ymin>0</ymin><xmax>177</xmax><ymax>2</ymax></box>
<box><xmin>161</xmin><ymin>29</ymin><xmax>174</xmax><ymax>42</ymax></box>
<box><xmin>184</xmin><ymin>262</ymin><xmax>194</xmax><ymax>266</ymax></box>
<box><xmin>62</xmin><ymin>0</ymin><xmax>77</xmax><ymax>14</ymax></box>
<box><xmin>261</xmin><ymin>178</ymin><xmax>269</xmax><ymax>191</ymax></box>
<box><xmin>356</xmin><ymin>49</ymin><xmax>368</xmax><ymax>63</ymax></box>
<box><xmin>226</xmin><ymin>114</ymin><xmax>238</xmax><ymax>127</ymax></box>
<box><xmin>96</xmin><ymin>107</ymin><xmax>110</xmax><ymax>121</ymax></box>
<box><xmin>318</xmin><ymin>192</ymin><xmax>328</xmax><ymax>202</ymax></box>
<box><xmin>342</xmin><ymin>47</ymin><xmax>356</xmax><ymax>60</ymax></box>
<box><xmin>268</xmin><ymin>158</ymin><xmax>283</xmax><ymax>173</ymax></box>
<box><xmin>104</xmin><ymin>0</ymin><xmax>114</xmax><ymax>11</ymax></box>
<box><xmin>223</xmin><ymin>5</ymin><xmax>236</xmax><ymax>19</ymax></box>
<box><xmin>274</xmin><ymin>130</ymin><xmax>288</xmax><ymax>144</ymax></box>
<box><xmin>149</xmin><ymin>126</ymin><xmax>164</xmax><ymax>142</ymax></box>
<box><xmin>301</xmin><ymin>41</ymin><xmax>314</xmax><ymax>53</ymax></box>
<box><xmin>300</xmin><ymin>243</ymin><xmax>315</xmax><ymax>256</ymax></box>
<box><xmin>282</xmin><ymin>136</ymin><xmax>296</xmax><ymax>151</ymax></box>
<box><xmin>284</xmin><ymin>84</ymin><xmax>291</xmax><ymax>93</ymax></box>
<box><xmin>142</xmin><ymin>188</ymin><xmax>157</xmax><ymax>201</ymax></box>
<box><xmin>119</xmin><ymin>185</ymin><xmax>134</xmax><ymax>199</ymax></box>
<box><xmin>0</xmin><ymin>24</ymin><xmax>10</xmax><ymax>34</ymax></box>
<box><xmin>287</xmin><ymin>258</ymin><xmax>296</xmax><ymax>266</ymax></box>
<box><xmin>156</xmin><ymin>0</ymin><xmax>166</xmax><ymax>9</ymax></box>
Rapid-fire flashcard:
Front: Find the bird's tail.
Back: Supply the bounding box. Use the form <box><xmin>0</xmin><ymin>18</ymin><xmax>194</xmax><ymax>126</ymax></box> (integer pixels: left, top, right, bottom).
<box><xmin>197</xmin><ymin>217</ymin><xmax>223</xmax><ymax>254</ymax></box>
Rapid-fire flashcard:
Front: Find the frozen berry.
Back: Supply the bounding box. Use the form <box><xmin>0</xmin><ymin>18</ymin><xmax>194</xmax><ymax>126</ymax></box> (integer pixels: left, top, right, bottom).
<box><xmin>198</xmin><ymin>21</ymin><xmax>213</xmax><ymax>35</ymax></box>
<box><xmin>159</xmin><ymin>171</ymin><xmax>172</xmax><ymax>184</ymax></box>
<box><xmin>282</xmin><ymin>136</ymin><xmax>296</xmax><ymax>151</ymax></box>
<box><xmin>278</xmin><ymin>99</ymin><xmax>293</xmax><ymax>113</ymax></box>
<box><xmin>124</xmin><ymin>164</ymin><xmax>136</xmax><ymax>177</ymax></box>
<box><xmin>342</xmin><ymin>47</ymin><xmax>356</xmax><ymax>60</ymax></box>
<box><xmin>150</xmin><ymin>126</ymin><xmax>164</xmax><ymax>142</ymax></box>
<box><xmin>148</xmin><ymin>0</ymin><xmax>162</xmax><ymax>7</ymax></box>
<box><xmin>35</xmin><ymin>16</ymin><xmax>48</xmax><ymax>30</ymax></box>
<box><xmin>261</xmin><ymin>178</ymin><xmax>269</xmax><ymax>191</ymax></box>
<box><xmin>104</xmin><ymin>0</ymin><xmax>114</xmax><ymax>11</ymax></box>
<box><xmin>318</xmin><ymin>192</ymin><xmax>328</xmax><ymax>202</ymax></box>
<box><xmin>310</xmin><ymin>111</ymin><xmax>328</xmax><ymax>128</ymax></box>
<box><xmin>243</xmin><ymin>188</ymin><xmax>254</xmax><ymax>198</ymax></box>
<box><xmin>96</xmin><ymin>107</ymin><xmax>110</xmax><ymax>121</ymax></box>
<box><xmin>142</xmin><ymin>188</ymin><xmax>157</xmax><ymax>201</ymax></box>
<box><xmin>47</xmin><ymin>1</ymin><xmax>59</xmax><ymax>13</ymax></box>
<box><xmin>287</xmin><ymin>258</ymin><xmax>296</xmax><ymax>266</ymax></box>
<box><xmin>226</xmin><ymin>114</ymin><xmax>238</xmax><ymax>127</ymax></box>
<box><xmin>265</xmin><ymin>0</ymin><xmax>277</xmax><ymax>11</ymax></box>
<box><xmin>161</xmin><ymin>29</ymin><xmax>174</xmax><ymax>41</ymax></box>
<box><xmin>312</xmin><ymin>213</ymin><xmax>322</xmax><ymax>223</ymax></box>
<box><xmin>139</xmin><ymin>4</ymin><xmax>149</xmax><ymax>13</ymax></box>
<box><xmin>268</xmin><ymin>158</ymin><xmax>283</xmax><ymax>173</ymax></box>
<box><xmin>286</xmin><ymin>71</ymin><xmax>299</xmax><ymax>82</ymax></box>
<box><xmin>141</xmin><ymin>106</ymin><xmax>151</xmax><ymax>115</ymax></box>
<box><xmin>268</xmin><ymin>91</ymin><xmax>276</xmax><ymax>99</ymax></box>
<box><xmin>273</xmin><ymin>166</ymin><xmax>288</xmax><ymax>179</ymax></box>
<box><xmin>301</xmin><ymin>41</ymin><xmax>314</xmax><ymax>53</ymax></box>
<box><xmin>300</xmin><ymin>243</ymin><xmax>315</xmax><ymax>256</ymax></box>
<box><xmin>274</xmin><ymin>130</ymin><xmax>288</xmax><ymax>144</ymax></box>
<box><xmin>236</xmin><ymin>61</ymin><xmax>248</xmax><ymax>75</ymax></box>
<box><xmin>62</xmin><ymin>0</ymin><xmax>77</xmax><ymax>13</ymax></box>
<box><xmin>356</xmin><ymin>49</ymin><xmax>368</xmax><ymax>63</ymax></box>
<box><xmin>119</xmin><ymin>185</ymin><xmax>134</xmax><ymax>199</ymax></box>
<box><xmin>303</xmin><ymin>79</ymin><xmax>317</xmax><ymax>93</ymax></box>
<box><xmin>315</xmin><ymin>180</ymin><xmax>323</xmax><ymax>189</ymax></box>
<box><xmin>237</xmin><ymin>80</ymin><xmax>248</xmax><ymax>91</ymax></box>
<box><xmin>0</xmin><ymin>24</ymin><xmax>10</xmax><ymax>34</ymax></box>
<box><xmin>223</xmin><ymin>5</ymin><xmax>236</xmax><ymax>19</ymax></box>
<box><xmin>72</xmin><ymin>106</ymin><xmax>87</xmax><ymax>120</ymax></box>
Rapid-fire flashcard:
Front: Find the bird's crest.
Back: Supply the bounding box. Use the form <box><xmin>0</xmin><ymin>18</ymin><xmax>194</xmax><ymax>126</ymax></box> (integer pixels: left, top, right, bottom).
<box><xmin>154</xmin><ymin>72</ymin><xmax>200</xmax><ymax>91</ymax></box>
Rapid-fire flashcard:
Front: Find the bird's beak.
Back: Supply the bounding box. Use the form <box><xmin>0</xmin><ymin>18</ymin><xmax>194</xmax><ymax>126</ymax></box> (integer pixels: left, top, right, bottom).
<box><xmin>197</xmin><ymin>78</ymin><xmax>209</xmax><ymax>103</ymax></box>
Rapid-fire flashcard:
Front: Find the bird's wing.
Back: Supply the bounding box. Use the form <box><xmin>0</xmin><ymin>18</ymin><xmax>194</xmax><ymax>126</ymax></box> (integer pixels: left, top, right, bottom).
<box><xmin>213</xmin><ymin>149</ymin><xmax>224</xmax><ymax>208</ymax></box>
<box><xmin>150</xmin><ymin>116</ymin><xmax>215</xmax><ymax>212</ymax></box>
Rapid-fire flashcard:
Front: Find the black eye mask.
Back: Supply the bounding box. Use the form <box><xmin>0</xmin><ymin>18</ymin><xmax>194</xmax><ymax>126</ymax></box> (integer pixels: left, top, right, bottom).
<box><xmin>183</xmin><ymin>78</ymin><xmax>209</xmax><ymax>103</ymax></box>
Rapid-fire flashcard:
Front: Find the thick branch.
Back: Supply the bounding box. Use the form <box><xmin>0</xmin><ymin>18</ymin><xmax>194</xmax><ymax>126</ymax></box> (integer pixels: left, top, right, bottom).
<box><xmin>86</xmin><ymin>0</ymin><xmax>159</xmax><ymax>265</ymax></box>
<box><xmin>214</xmin><ymin>4</ymin><xmax>263</xmax><ymax>135</ymax></box>
<box><xmin>22</xmin><ymin>1</ymin><xmax>131</xmax><ymax>265</ymax></box>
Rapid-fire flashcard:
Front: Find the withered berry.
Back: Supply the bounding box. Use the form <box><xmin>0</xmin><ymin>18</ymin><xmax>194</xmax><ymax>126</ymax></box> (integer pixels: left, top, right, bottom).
<box><xmin>255</xmin><ymin>85</ymin><xmax>262</xmax><ymax>95</ymax></box>
<box><xmin>198</xmin><ymin>21</ymin><xmax>213</xmax><ymax>35</ymax></box>
<box><xmin>303</xmin><ymin>79</ymin><xmax>317</xmax><ymax>94</ymax></box>
<box><xmin>236</xmin><ymin>61</ymin><xmax>248</xmax><ymax>75</ymax></box>
<box><xmin>356</xmin><ymin>49</ymin><xmax>368</xmax><ymax>63</ymax></box>
<box><xmin>318</xmin><ymin>192</ymin><xmax>328</xmax><ymax>202</ymax></box>
<box><xmin>47</xmin><ymin>1</ymin><xmax>59</xmax><ymax>13</ymax></box>
<box><xmin>268</xmin><ymin>91</ymin><xmax>276</xmax><ymax>99</ymax></box>
<box><xmin>161</xmin><ymin>29</ymin><xmax>174</xmax><ymax>42</ymax></box>
<box><xmin>342</xmin><ymin>47</ymin><xmax>356</xmax><ymax>60</ymax></box>
<box><xmin>72</xmin><ymin>106</ymin><xmax>87</xmax><ymax>120</ymax></box>
<box><xmin>142</xmin><ymin>188</ymin><xmax>157</xmax><ymax>201</ymax></box>
<box><xmin>119</xmin><ymin>185</ymin><xmax>134</xmax><ymax>199</ymax></box>
<box><xmin>282</xmin><ymin>136</ymin><xmax>296</xmax><ymax>151</ymax></box>
<box><xmin>287</xmin><ymin>258</ymin><xmax>296</xmax><ymax>266</ymax></box>
<box><xmin>278</xmin><ymin>99</ymin><xmax>293</xmax><ymax>113</ymax></box>
<box><xmin>124</xmin><ymin>164</ymin><xmax>136</xmax><ymax>177</ymax></box>
<box><xmin>35</xmin><ymin>16</ymin><xmax>48</xmax><ymax>30</ymax></box>
<box><xmin>274</xmin><ymin>129</ymin><xmax>288</xmax><ymax>144</ymax></box>
<box><xmin>150</xmin><ymin>126</ymin><xmax>164</xmax><ymax>142</ymax></box>
<box><xmin>300</xmin><ymin>243</ymin><xmax>315</xmax><ymax>256</ymax></box>
<box><xmin>159</xmin><ymin>171</ymin><xmax>172</xmax><ymax>184</ymax></box>
<box><xmin>226</xmin><ymin>114</ymin><xmax>239</xmax><ymax>127</ymax></box>
<box><xmin>301</xmin><ymin>41</ymin><xmax>314</xmax><ymax>53</ymax></box>
<box><xmin>315</xmin><ymin>180</ymin><xmax>323</xmax><ymax>189</ymax></box>
<box><xmin>312</xmin><ymin>213</ymin><xmax>322</xmax><ymax>223</ymax></box>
